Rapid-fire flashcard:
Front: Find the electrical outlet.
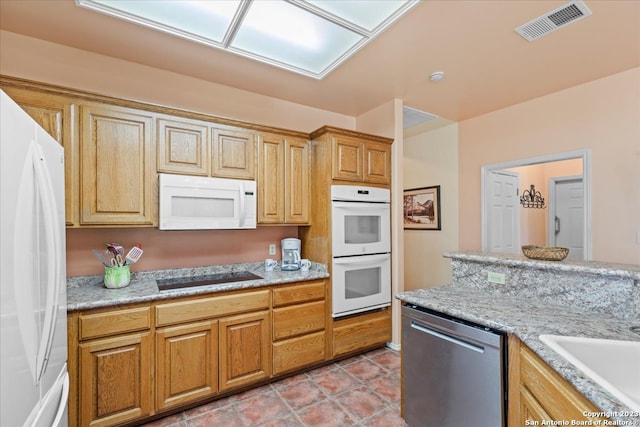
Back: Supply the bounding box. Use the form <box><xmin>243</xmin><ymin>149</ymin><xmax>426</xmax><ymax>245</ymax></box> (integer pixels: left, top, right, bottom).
<box><xmin>268</xmin><ymin>244</ymin><xmax>276</xmax><ymax>255</ymax></box>
<box><xmin>487</xmin><ymin>271</ymin><xmax>506</xmax><ymax>285</ymax></box>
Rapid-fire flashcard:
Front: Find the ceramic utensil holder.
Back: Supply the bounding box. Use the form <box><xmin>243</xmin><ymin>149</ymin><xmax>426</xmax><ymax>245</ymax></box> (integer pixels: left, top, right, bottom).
<box><xmin>104</xmin><ymin>265</ymin><xmax>131</xmax><ymax>289</ymax></box>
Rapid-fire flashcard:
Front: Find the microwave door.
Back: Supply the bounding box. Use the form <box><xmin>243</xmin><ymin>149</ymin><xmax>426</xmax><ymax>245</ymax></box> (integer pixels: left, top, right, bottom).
<box><xmin>165</xmin><ymin>187</ymin><xmax>241</xmax><ymax>229</ymax></box>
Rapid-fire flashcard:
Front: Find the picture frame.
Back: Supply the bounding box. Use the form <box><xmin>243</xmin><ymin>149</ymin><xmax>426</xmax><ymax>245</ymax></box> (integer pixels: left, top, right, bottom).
<box><xmin>403</xmin><ymin>185</ymin><xmax>441</xmax><ymax>230</ymax></box>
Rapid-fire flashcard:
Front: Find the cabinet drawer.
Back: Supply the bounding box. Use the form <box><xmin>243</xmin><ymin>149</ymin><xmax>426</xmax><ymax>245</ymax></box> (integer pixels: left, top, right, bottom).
<box><xmin>273</xmin><ymin>301</ymin><xmax>325</xmax><ymax>340</ymax></box>
<box><xmin>79</xmin><ymin>307</ymin><xmax>150</xmax><ymax>340</ymax></box>
<box><xmin>272</xmin><ymin>281</ymin><xmax>325</xmax><ymax>307</ymax></box>
<box><xmin>273</xmin><ymin>331</ymin><xmax>326</xmax><ymax>375</ymax></box>
<box><xmin>333</xmin><ymin>309</ymin><xmax>391</xmax><ymax>357</ymax></box>
<box><xmin>156</xmin><ymin>290</ymin><xmax>270</xmax><ymax>327</ymax></box>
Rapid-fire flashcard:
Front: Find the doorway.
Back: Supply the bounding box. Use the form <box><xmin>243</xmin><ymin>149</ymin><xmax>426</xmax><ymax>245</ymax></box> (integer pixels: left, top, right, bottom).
<box><xmin>549</xmin><ymin>176</ymin><xmax>584</xmax><ymax>260</ymax></box>
<box><xmin>481</xmin><ymin>150</ymin><xmax>591</xmax><ymax>260</ymax></box>
<box><xmin>486</xmin><ymin>170</ymin><xmax>520</xmax><ymax>253</ymax></box>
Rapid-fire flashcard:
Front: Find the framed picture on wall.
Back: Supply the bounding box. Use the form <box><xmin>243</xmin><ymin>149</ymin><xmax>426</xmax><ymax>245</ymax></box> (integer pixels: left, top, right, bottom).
<box><xmin>403</xmin><ymin>186</ymin><xmax>441</xmax><ymax>230</ymax></box>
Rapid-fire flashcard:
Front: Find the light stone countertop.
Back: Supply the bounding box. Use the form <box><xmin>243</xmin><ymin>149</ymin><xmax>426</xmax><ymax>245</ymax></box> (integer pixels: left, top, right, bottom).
<box><xmin>444</xmin><ymin>251</ymin><xmax>640</xmax><ymax>280</ymax></box>
<box><xmin>396</xmin><ymin>286</ymin><xmax>640</xmax><ymax>424</ymax></box>
<box><xmin>67</xmin><ymin>261</ymin><xmax>329</xmax><ymax>312</ymax></box>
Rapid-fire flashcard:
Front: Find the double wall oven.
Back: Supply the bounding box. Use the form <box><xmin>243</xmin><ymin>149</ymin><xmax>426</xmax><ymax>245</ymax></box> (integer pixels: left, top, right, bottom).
<box><xmin>331</xmin><ymin>185</ymin><xmax>391</xmax><ymax>318</ymax></box>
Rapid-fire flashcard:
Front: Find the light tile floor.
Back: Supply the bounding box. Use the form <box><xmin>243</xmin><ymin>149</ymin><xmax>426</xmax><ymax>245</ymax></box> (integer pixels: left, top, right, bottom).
<box><xmin>141</xmin><ymin>347</ymin><xmax>407</xmax><ymax>427</ymax></box>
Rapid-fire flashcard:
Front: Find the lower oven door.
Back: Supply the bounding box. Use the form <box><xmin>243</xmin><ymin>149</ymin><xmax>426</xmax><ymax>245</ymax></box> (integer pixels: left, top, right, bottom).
<box><xmin>332</xmin><ymin>253</ymin><xmax>391</xmax><ymax>318</ymax></box>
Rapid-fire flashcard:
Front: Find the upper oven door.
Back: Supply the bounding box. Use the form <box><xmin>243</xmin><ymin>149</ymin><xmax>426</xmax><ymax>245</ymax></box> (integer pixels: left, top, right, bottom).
<box><xmin>331</xmin><ymin>201</ymin><xmax>390</xmax><ymax>257</ymax></box>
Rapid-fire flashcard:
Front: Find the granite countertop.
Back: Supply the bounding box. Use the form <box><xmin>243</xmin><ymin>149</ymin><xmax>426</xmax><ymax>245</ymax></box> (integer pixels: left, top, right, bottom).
<box><xmin>396</xmin><ymin>286</ymin><xmax>640</xmax><ymax>424</ymax></box>
<box><xmin>67</xmin><ymin>261</ymin><xmax>329</xmax><ymax>312</ymax></box>
<box><xmin>444</xmin><ymin>251</ymin><xmax>640</xmax><ymax>280</ymax></box>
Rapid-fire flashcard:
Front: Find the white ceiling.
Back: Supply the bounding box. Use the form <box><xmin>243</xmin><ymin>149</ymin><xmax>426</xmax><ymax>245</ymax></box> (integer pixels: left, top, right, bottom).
<box><xmin>1</xmin><ymin>0</ymin><xmax>639</xmax><ymax>122</ymax></box>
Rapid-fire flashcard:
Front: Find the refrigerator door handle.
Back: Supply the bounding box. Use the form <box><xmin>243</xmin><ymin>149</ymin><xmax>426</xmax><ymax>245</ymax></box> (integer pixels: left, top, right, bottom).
<box><xmin>24</xmin><ymin>364</ymin><xmax>69</xmax><ymax>427</ymax></box>
<box><xmin>31</xmin><ymin>141</ymin><xmax>63</xmax><ymax>384</ymax></box>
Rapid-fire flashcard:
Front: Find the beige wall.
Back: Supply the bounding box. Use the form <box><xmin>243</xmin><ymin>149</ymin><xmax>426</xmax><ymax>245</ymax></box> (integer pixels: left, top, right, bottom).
<box><xmin>356</xmin><ymin>99</ymin><xmax>404</xmax><ymax>348</ymax></box>
<box><xmin>0</xmin><ymin>30</ymin><xmax>358</xmax><ymax>277</ymax></box>
<box><xmin>0</xmin><ymin>30</ymin><xmax>354</xmax><ymax>132</ymax></box>
<box><xmin>459</xmin><ymin>68</ymin><xmax>640</xmax><ymax>264</ymax></box>
<box><xmin>403</xmin><ymin>122</ymin><xmax>459</xmax><ymax>290</ymax></box>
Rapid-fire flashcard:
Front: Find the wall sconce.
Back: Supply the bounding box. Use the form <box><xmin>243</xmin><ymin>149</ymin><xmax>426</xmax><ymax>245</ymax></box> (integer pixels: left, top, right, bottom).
<box><xmin>520</xmin><ymin>184</ymin><xmax>546</xmax><ymax>209</ymax></box>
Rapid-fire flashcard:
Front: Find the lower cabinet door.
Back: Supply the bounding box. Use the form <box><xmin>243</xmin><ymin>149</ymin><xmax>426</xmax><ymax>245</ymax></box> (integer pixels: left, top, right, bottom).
<box><xmin>79</xmin><ymin>332</ymin><xmax>152</xmax><ymax>427</ymax></box>
<box><xmin>219</xmin><ymin>311</ymin><xmax>271</xmax><ymax>391</ymax></box>
<box><xmin>156</xmin><ymin>320</ymin><xmax>219</xmax><ymax>411</ymax></box>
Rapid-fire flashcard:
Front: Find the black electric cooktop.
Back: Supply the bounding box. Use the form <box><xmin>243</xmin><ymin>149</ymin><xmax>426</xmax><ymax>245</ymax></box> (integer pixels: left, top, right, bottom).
<box><xmin>156</xmin><ymin>271</ymin><xmax>262</xmax><ymax>291</ymax></box>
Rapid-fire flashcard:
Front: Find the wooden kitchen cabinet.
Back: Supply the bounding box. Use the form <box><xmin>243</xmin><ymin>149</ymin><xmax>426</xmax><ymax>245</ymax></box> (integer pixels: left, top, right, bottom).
<box><xmin>257</xmin><ymin>133</ymin><xmax>310</xmax><ymax>224</ymax></box>
<box><xmin>332</xmin><ymin>308</ymin><xmax>391</xmax><ymax>358</ymax></box>
<box><xmin>508</xmin><ymin>335</ymin><xmax>605</xmax><ymax>426</ymax></box>
<box><xmin>310</xmin><ymin>127</ymin><xmax>392</xmax><ymax>185</ymax></box>
<box><xmin>219</xmin><ymin>310</ymin><xmax>271</xmax><ymax>391</ymax></box>
<box><xmin>272</xmin><ymin>281</ymin><xmax>326</xmax><ymax>374</ymax></box>
<box><xmin>155</xmin><ymin>289</ymin><xmax>271</xmax><ymax>398</ymax></box>
<box><xmin>79</xmin><ymin>103</ymin><xmax>156</xmax><ymax>225</ymax></box>
<box><xmin>70</xmin><ymin>306</ymin><xmax>153</xmax><ymax>427</ymax></box>
<box><xmin>0</xmin><ymin>86</ymin><xmax>79</xmax><ymax>226</ymax></box>
<box><xmin>212</xmin><ymin>125</ymin><xmax>256</xmax><ymax>180</ymax></box>
<box><xmin>156</xmin><ymin>320</ymin><xmax>219</xmax><ymax>410</ymax></box>
<box><xmin>157</xmin><ymin>115</ymin><xmax>209</xmax><ymax>176</ymax></box>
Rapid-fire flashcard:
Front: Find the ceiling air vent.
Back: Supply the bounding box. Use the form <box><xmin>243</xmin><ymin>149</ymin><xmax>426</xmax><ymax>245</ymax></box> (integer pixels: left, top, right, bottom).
<box><xmin>515</xmin><ymin>0</ymin><xmax>592</xmax><ymax>41</ymax></box>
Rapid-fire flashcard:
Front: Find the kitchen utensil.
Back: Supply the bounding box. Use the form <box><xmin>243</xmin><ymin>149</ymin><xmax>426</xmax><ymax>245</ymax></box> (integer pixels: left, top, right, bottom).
<box><xmin>92</xmin><ymin>249</ymin><xmax>112</xmax><ymax>267</ymax></box>
<box><xmin>106</xmin><ymin>243</ymin><xmax>124</xmax><ymax>258</ymax></box>
<box><xmin>111</xmin><ymin>254</ymin><xmax>124</xmax><ymax>267</ymax></box>
<box><xmin>125</xmin><ymin>245</ymin><xmax>143</xmax><ymax>265</ymax></box>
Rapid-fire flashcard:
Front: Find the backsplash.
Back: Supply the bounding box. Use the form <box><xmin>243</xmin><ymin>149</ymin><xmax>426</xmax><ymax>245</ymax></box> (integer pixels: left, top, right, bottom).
<box><xmin>66</xmin><ymin>226</ymin><xmax>298</xmax><ymax>277</ymax></box>
<box><xmin>445</xmin><ymin>252</ymin><xmax>640</xmax><ymax>321</ymax></box>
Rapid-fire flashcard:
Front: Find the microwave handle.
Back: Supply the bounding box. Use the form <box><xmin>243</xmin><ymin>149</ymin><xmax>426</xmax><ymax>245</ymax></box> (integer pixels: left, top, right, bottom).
<box><xmin>239</xmin><ymin>185</ymin><xmax>246</xmax><ymax>227</ymax></box>
<box><xmin>333</xmin><ymin>254</ymin><xmax>389</xmax><ymax>266</ymax></box>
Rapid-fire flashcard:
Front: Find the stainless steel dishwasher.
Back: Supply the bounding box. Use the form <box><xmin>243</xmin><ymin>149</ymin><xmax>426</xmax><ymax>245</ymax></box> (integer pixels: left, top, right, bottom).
<box><xmin>401</xmin><ymin>304</ymin><xmax>506</xmax><ymax>427</ymax></box>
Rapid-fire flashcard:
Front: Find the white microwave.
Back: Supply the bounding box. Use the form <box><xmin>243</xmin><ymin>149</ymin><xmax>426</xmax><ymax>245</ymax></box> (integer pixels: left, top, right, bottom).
<box><xmin>159</xmin><ymin>173</ymin><xmax>256</xmax><ymax>230</ymax></box>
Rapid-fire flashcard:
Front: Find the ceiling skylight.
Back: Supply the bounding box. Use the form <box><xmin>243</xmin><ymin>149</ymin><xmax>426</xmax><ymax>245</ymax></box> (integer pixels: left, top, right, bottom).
<box><xmin>76</xmin><ymin>0</ymin><xmax>419</xmax><ymax>79</ymax></box>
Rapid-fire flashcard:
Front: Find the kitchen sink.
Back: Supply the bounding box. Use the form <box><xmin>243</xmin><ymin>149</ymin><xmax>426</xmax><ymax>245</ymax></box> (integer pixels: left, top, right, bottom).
<box><xmin>539</xmin><ymin>334</ymin><xmax>640</xmax><ymax>411</ymax></box>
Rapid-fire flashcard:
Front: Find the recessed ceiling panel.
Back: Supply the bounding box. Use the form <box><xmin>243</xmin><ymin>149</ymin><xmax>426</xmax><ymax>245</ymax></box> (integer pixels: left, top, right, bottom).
<box><xmin>81</xmin><ymin>0</ymin><xmax>240</xmax><ymax>44</ymax></box>
<box><xmin>231</xmin><ymin>1</ymin><xmax>363</xmax><ymax>75</ymax></box>
<box><xmin>76</xmin><ymin>0</ymin><xmax>419</xmax><ymax>79</ymax></box>
<box><xmin>306</xmin><ymin>0</ymin><xmax>410</xmax><ymax>32</ymax></box>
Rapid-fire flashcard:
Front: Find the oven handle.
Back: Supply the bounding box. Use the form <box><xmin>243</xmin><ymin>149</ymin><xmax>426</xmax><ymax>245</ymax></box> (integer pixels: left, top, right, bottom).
<box><xmin>332</xmin><ymin>201</ymin><xmax>390</xmax><ymax>210</ymax></box>
<box><xmin>333</xmin><ymin>253</ymin><xmax>389</xmax><ymax>265</ymax></box>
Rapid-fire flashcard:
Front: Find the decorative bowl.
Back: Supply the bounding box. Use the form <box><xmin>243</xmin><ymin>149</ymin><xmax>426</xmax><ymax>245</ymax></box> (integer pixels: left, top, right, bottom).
<box><xmin>521</xmin><ymin>245</ymin><xmax>569</xmax><ymax>261</ymax></box>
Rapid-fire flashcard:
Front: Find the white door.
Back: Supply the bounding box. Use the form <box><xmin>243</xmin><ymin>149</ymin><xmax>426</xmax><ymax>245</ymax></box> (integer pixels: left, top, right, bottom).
<box><xmin>550</xmin><ymin>177</ymin><xmax>584</xmax><ymax>260</ymax></box>
<box><xmin>486</xmin><ymin>171</ymin><xmax>520</xmax><ymax>253</ymax></box>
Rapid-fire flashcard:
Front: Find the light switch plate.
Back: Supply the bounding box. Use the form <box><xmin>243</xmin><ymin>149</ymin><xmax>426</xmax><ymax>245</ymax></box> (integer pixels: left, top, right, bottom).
<box><xmin>487</xmin><ymin>271</ymin><xmax>506</xmax><ymax>284</ymax></box>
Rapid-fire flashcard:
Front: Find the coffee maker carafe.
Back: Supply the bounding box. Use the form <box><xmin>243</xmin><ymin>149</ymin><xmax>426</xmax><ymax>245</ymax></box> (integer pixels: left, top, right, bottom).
<box><xmin>281</xmin><ymin>238</ymin><xmax>301</xmax><ymax>271</ymax></box>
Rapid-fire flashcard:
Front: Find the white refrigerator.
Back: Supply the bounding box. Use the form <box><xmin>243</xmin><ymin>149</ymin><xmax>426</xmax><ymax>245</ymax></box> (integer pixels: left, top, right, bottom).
<box><xmin>1</xmin><ymin>89</ymin><xmax>69</xmax><ymax>426</ymax></box>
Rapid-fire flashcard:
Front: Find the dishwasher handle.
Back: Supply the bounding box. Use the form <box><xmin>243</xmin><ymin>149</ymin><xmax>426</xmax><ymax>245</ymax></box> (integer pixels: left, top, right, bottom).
<box><xmin>410</xmin><ymin>321</ymin><xmax>485</xmax><ymax>353</ymax></box>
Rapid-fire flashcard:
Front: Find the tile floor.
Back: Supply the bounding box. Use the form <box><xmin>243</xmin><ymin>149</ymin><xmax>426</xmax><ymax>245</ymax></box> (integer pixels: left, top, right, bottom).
<box><xmin>141</xmin><ymin>347</ymin><xmax>407</xmax><ymax>427</ymax></box>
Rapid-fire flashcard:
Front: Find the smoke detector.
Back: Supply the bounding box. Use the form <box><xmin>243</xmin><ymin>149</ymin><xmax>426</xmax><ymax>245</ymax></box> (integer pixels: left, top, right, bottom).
<box><xmin>515</xmin><ymin>0</ymin><xmax>592</xmax><ymax>41</ymax></box>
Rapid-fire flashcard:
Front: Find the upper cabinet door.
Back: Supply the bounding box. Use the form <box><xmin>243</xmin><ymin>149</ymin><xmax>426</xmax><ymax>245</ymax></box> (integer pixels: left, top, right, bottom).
<box><xmin>331</xmin><ymin>135</ymin><xmax>363</xmax><ymax>182</ymax></box>
<box><xmin>80</xmin><ymin>104</ymin><xmax>156</xmax><ymax>226</ymax></box>
<box><xmin>257</xmin><ymin>133</ymin><xmax>285</xmax><ymax>224</ymax></box>
<box><xmin>157</xmin><ymin>116</ymin><xmax>209</xmax><ymax>176</ymax></box>
<box><xmin>363</xmin><ymin>140</ymin><xmax>391</xmax><ymax>185</ymax></box>
<box><xmin>285</xmin><ymin>138</ymin><xmax>310</xmax><ymax>224</ymax></box>
<box><xmin>212</xmin><ymin>126</ymin><xmax>256</xmax><ymax>180</ymax></box>
<box><xmin>3</xmin><ymin>88</ymin><xmax>78</xmax><ymax>226</ymax></box>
